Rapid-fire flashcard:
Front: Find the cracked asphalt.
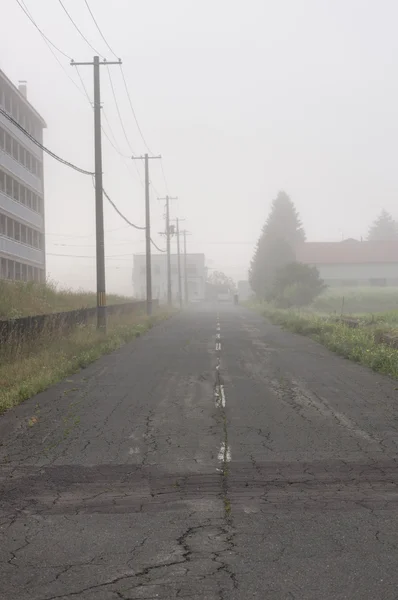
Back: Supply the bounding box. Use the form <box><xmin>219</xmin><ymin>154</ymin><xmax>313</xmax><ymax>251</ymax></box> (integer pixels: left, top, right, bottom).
<box><xmin>2</xmin><ymin>304</ymin><xmax>398</xmax><ymax>599</ymax></box>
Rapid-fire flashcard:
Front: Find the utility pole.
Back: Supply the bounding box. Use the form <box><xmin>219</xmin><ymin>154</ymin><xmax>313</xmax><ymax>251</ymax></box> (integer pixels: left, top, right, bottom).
<box><xmin>159</xmin><ymin>196</ymin><xmax>177</xmax><ymax>306</ymax></box>
<box><xmin>176</xmin><ymin>218</ymin><xmax>182</xmax><ymax>309</ymax></box>
<box><xmin>71</xmin><ymin>56</ymin><xmax>121</xmax><ymax>331</ymax></box>
<box><xmin>182</xmin><ymin>229</ymin><xmax>189</xmax><ymax>305</ymax></box>
<box><xmin>132</xmin><ymin>154</ymin><xmax>161</xmax><ymax>315</ymax></box>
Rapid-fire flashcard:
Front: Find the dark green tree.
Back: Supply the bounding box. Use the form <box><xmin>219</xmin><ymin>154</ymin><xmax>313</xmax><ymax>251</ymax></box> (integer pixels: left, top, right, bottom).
<box><xmin>367</xmin><ymin>210</ymin><xmax>398</xmax><ymax>241</ymax></box>
<box><xmin>249</xmin><ymin>191</ymin><xmax>305</xmax><ymax>299</ymax></box>
<box><xmin>271</xmin><ymin>262</ymin><xmax>326</xmax><ymax>308</ymax></box>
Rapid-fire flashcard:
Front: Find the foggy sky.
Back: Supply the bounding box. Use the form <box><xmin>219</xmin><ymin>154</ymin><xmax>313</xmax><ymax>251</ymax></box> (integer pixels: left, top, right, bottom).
<box><xmin>2</xmin><ymin>0</ymin><xmax>398</xmax><ymax>295</ymax></box>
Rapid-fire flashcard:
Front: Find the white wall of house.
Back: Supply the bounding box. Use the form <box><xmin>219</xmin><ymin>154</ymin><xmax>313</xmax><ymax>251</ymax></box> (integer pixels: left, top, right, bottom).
<box><xmin>312</xmin><ymin>263</ymin><xmax>398</xmax><ymax>286</ymax></box>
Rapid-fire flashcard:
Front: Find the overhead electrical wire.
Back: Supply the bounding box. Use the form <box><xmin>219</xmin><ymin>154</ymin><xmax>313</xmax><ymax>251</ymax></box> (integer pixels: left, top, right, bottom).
<box><xmin>16</xmin><ymin>0</ymin><xmax>133</xmax><ymax>171</ymax></box>
<box><xmin>18</xmin><ymin>0</ymin><xmax>88</xmax><ymax>103</ymax></box>
<box><xmin>57</xmin><ymin>0</ymin><xmax>103</xmax><ymax>57</ymax></box>
<box><xmin>0</xmin><ymin>107</ymin><xmax>94</xmax><ymax>175</ymax></box>
<box><xmin>83</xmin><ymin>0</ymin><xmax>119</xmax><ymax>59</ymax></box>
<box><xmin>16</xmin><ymin>0</ymin><xmax>72</xmax><ymax>60</ymax></box>
<box><xmin>106</xmin><ymin>66</ymin><xmax>135</xmax><ymax>155</ymax></box>
<box><xmin>119</xmin><ymin>65</ymin><xmax>153</xmax><ymax>156</ymax></box>
<box><xmin>103</xmin><ymin>188</ymin><xmax>146</xmax><ymax>231</ymax></box>
<box><xmin>160</xmin><ymin>159</ymin><xmax>170</xmax><ymax>194</ymax></box>
<box><xmin>17</xmin><ymin>0</ymin><xmax>171</xmax><ymax>239</ymax></box>
<box><xmin>150</xmin><ymin>238</ymin><xmax>165</xmax><ymax>253</ymax></box>
<box><xmin>81</xmin><ymin>0</ymin><xmax>154</xmax><ymax>156</ymax></box>
<box><xmin>47</xmin><ymin>252</ymin><xmax>134</xmax><ymax>260</ymax></box>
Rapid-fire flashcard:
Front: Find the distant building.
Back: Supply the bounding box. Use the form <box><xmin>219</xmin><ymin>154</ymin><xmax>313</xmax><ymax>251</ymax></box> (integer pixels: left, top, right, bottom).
<box><xmin>296</xmin><ymin>240</ymin><xmax>398</xmax><ymax>287</ymax></box>
<box><xmin>133</xmin><ymin>253</ymin><xmax>206</xmax><ymax>303</ymax></box>
<box><xmin>0</xmin><ymin>70</ymin><xmax>46</xmax><ymax>282</ymax></box>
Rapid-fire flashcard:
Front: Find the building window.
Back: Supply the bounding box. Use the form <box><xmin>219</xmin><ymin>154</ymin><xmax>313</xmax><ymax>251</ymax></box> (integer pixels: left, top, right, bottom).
<box><xmin>0</xmin><ymin>168</ymin><xmax>43</xmax><ymax>213</ymax></box>
<box><xmin>0</xmin><ymin>258</ymin><xmax>7</xmax><ymax>279</ymax></box>
<box><xmin>0</xmin><ymin>214</ymin><xmax>6</xmax><ymax>235</ymax></box>
<box><xmin>13</xmin><ymin>180</ymin><xmax>19</xmax><ymax>201</ymax></box>
<box><xmin>5</xmin><ymin>174</ymin><xmax>12</xmax><ymax>196</ymax></box>
<box><xmin>12</xmin><ymin>138</ymin><xmax>18</xmax><ymax>160</ymax></box>
<box><xmin>6</xmin><ymin>217</ymin><xmax>13</xmax><ymax>238</ymax></box>
<box><xmin>5</xmin><ymin>132</ymin><xmax>11</xmax><ymax>154</ymax></box>
<box><xmin>7</xmin><ymin>260</ymin><xmax>14</xmax><ymax>279</ymax></box>
<box><xmin>4</xmin><ymin>91</ymin><xmax>11</xmax><ymax>114</ymax></box>
<box><xmin>21</xmin><ymin>263</ymin><xmax>27</xmax><ymax>281</ymax></box>
<box><xmin>15</xmin><ymin>261</ymin><xmax>21</xmax><ymax>281</ymax></box>
<box><xmin>14</xmin><ymin>221</ymin><xmax>21</xmax><ymax>241</ymax></box>
<box><xmin>0</xmin><ymin>126</ymin><xmax>43</xmax><ymax>177</ymax></box>
<box><xmin>11</xmin><ymin>97</ymin><xmax>18</xmax><ymax>120</ymax></box>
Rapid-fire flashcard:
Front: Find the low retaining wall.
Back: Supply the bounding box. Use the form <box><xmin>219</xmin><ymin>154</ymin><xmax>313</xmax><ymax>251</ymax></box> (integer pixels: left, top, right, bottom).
<box><xmin>0</xmin><ymin>301</ymin><xmax>156</xmax><ymax>346</ymax></box>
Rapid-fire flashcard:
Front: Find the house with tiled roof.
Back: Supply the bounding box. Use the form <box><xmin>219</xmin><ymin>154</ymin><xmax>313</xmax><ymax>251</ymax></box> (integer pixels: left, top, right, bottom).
<box><xmin>296</xmin><ymin>240</ymin><xmax>398</xmax><ymax>287</ymax></box>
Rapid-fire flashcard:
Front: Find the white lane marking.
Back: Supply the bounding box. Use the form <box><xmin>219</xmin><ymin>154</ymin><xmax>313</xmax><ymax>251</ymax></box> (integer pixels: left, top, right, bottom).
<box><xmin>217</xmin><ymin>325</ymin><xmax>221</xmax><ymax>332</ymax></box>
<box><xmin>214</xmin><ymin>384</ymin><xmax>226</xmax><ymax>408</ymax></box>
<box><xmin>129</xmin><ymin>447</ymin><xmax>140</xmax><ymax>455</ymax></box>
<box><xmin>218</xmin><ymin>442</ymin><xmax>231</xmax><ymax>462</ymax></box>
<box><xmin>220</xmin><ymin>384</ymin><xmax>226</xmax><ymax>408</ymax></box>
<box><xmin>216</xmin><ymin>342</ymin><xmax>221</xmax><ymax>351</ymax></box>
<box><xmin>216</xmin><ymin>333</ymin><xmax>221</xmax><ymax>339</ymax></box>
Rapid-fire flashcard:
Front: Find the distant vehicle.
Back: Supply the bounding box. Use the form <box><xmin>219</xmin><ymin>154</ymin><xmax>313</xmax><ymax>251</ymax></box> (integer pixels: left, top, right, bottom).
<box><xmin>217</xmin><ymin>290</ymin><xmax>232</xmax><ymax>302</ymax></box>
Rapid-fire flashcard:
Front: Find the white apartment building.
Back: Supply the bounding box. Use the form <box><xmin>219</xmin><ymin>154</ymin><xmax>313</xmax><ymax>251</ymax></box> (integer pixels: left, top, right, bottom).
<box><xmin>133</xmin><ymin>253</ymin><xmax>206</xmax><ymax>303</ymax></box>
<box><xmin>0</xmin><ymin>70</ymin><xmax>46</xmax><ymax>282</ymax></box>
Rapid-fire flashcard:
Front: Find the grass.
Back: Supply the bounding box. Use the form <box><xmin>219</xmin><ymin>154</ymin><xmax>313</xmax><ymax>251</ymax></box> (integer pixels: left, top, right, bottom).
<box><xmin>0</xmin><ymin>309</ymin><xmax>171</xmax><ymax>415</ymax></box>
<box><xmin>259</xmin><ymin>304</ymin><xmax>398</xmax><ymax>378</ymax></box>
<box><xmin>311</xmin><ymin>287</ymin><xmax>398</xmax><ymax>315</ymax></box>
<box><xmin>0</xmin><ymin>279</ymin><xmax>130</xmax><ymax>319</ymax></box>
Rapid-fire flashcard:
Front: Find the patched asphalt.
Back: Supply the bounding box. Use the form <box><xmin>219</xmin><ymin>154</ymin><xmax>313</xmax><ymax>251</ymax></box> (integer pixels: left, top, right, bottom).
<box><xmin>1</xmin><ymin>305</ymin><xmax>398</xmax><ymax>599</ymax></box>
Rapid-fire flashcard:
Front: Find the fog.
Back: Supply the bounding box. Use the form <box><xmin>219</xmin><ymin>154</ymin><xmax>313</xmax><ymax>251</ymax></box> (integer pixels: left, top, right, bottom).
<box><xmin>2</xmin><ymin>0</ymin><xmax>398</xmax><ymax>295</ymax></box>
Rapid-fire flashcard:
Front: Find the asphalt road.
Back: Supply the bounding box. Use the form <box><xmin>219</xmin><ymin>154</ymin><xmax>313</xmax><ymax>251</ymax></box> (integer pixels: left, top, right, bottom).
<box><xmin>1</xmin><ymin>305</ymin><xmax>398</xmax><ymax>599</ymax></box>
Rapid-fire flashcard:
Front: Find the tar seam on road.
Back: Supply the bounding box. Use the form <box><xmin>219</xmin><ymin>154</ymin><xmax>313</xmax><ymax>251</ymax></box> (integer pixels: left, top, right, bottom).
<box><xmin>214</xmin><ymin>316</ymin><xmax>232</xmax><ymax>520</ymax></box>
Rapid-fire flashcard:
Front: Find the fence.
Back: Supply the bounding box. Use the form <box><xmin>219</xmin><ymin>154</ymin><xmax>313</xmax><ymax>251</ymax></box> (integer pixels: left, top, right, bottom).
<box><xmin>0</xmin><ymin>301</ymin><xmax>156</xmax><ymax>347</ymax></box>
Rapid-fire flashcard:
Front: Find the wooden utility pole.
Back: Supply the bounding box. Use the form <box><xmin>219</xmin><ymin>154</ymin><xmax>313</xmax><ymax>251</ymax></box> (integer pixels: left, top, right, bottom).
<box><xmin>159</xmin><ymin>196</ymin><xmax>178</xmax><ymax>306</ymax></box>
<box><xmin>176</xmin><ymin>218</ymin><xmax>182</xmax><ymax>309</ymax></box>
<box><xmin>71</xmin><ymin>56</ymin><xmax>121</xmax><ymax>331</ymax></box>
<box><xmin>182</xmin><ymin>229</ymin><xmax>189</xmax><ymax>304</ymax></box>
<box><xmin>132</xmin><ymin>154</ymin><xmax>161</xmax><ymax>315</ymax></box>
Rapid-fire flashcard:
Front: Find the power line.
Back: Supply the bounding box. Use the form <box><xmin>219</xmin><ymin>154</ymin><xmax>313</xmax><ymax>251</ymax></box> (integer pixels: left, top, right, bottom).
<box><xmin>57</xmin><ymin>0</ymin><xmax>103</xmax><ymax>57</ymax></box>
<box><xmin>17</xmin><ymin>0</ymin><xmax>129</xmax><ymax>165</ymax></box>
<box><xmin>150</xmin><ymin>238</ymin><xmax>165</xmax><ymax>253</ymax></box>
<box><xmin>16</xmin><ymin>0</ymin><xmax>72</xmax><ymax>60</ymax></box>
<box><xmin>83</xmin><ymin>0</ymin><xmax>119</xmax><ymax>60</ymax></box>
<box><xmin>18</xmin><ymin>0</ymin><xmax>90</xmax><ymax>102</ymax></box>
<box><xmin>160</xmin><ymin>159</ymin><xmax>170</xmax><ymax>194</ymax></box>
<box><xmin>106</xmin><ymin>66</ymin><xmax>135</xmax><ymax>155</ymax></box>
<box><xmin>0</xmin><ymin>107</ymin><xmax>94</xmax><ymax>175</ymax></box>
<box><xmin>47</xmin><ymin>252</ymin><xmax>134</xmax><ymax>260</ymax></box>
<box><xmin>103</xmin><ymin>188</ymin><xmax>146</xmax><ymax>230</ymax></box>
<box><xmin>120</xmin><ymin>65</ymin><xmax>153</xmax><ymax>155</ymax></box>
<box><xmin>91</xmin><ymin>176</ymin><xmax>145</xmax><ymax>230</ymax></box>
<box><xmin>46</xmin><ymin>225</ymin><xmax>131</xmax><ymax>238</ymax></box>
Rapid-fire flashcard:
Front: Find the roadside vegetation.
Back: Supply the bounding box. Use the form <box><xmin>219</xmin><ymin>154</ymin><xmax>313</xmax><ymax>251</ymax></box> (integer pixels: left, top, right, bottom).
<box><xmin>253</xmin><ymin>294</ymin><xmax>398</xmax><ymax>379</ymax></box>
<box><xmin>0</xmin><ymin>309</ymin><xmax>170</xmax><ymax>415</ymax></box>
<box><xmin>0</xmin><ymin>279</ymin><xmax>130</xmax><ymax>319</ymax></box>
<box><xmin>248</xmin><ymin>191</ymin><xmax>398</xmax><ymax>378</ymax></box>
